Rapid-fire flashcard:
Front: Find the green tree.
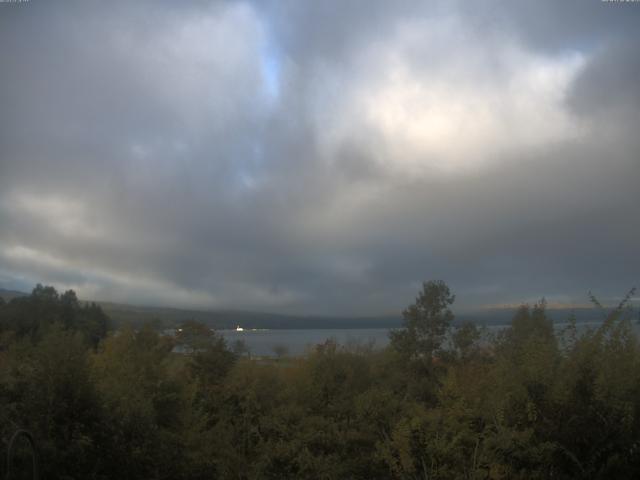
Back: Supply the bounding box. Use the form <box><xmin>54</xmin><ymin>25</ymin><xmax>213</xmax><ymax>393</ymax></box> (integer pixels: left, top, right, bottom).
<box><xmin>91</xmin><ymin>325</ymin><xmax>185</xmax><ymax>479</ymax></box>
<box><xmin>390</xmin><ymin>280</ymin><xmax>455</xmax><ymax>360</ymax></box>
<box><xmin>452</xmin><ymin>321</ymin><xmax>482</xmax><ymax>361</ymax></box>
<box><xmin>388</xmin><ymin>281</ymin><xmax>456</xmax><ymax>402</ymax></box>
<box><xmin>176</xmin><ymin>319</ymin><xmax>214</xmax><ymax>354</ymax></box>
<box><xmin>0</xmin><ymin>324</ymin><xmax>103</xmax><ymax>479</ymax></box>
<box><xmin>0</xmin><ymin>285</ymin><xmax>110</xmax><ymax>346</ymax></box>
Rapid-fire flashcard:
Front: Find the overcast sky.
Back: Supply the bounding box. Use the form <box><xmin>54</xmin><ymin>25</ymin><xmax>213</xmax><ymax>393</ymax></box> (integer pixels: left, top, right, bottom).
<box><xmin>0</xmin><ymin>0</ymin><xmax>638</xmax><ymax>315</ymax></box>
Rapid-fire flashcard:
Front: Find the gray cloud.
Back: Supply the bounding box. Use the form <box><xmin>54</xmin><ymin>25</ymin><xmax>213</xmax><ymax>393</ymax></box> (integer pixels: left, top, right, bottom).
<box><xmin>0</xmin><ymin>0</ymin><xmax>638</xmax><ymax>314</ymax></box>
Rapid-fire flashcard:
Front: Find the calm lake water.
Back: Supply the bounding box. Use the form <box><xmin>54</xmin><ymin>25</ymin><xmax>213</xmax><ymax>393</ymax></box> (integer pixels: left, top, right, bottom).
<box><xmin>218</xmin><ymin>321</ymin><xmax>613</xmax><ymax>357</ymax></box>
<box><xmin>219</xmin><ymin>328</ymin><xmax>391</xmax><ymax>356</ymax></box>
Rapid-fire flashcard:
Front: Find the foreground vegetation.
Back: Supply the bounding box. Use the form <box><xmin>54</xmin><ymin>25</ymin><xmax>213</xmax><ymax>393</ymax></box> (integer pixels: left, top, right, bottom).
<box><xmin>1</xmin><ymin>282</ymin><xmax>639</xmax><ymax>479</ymax></box>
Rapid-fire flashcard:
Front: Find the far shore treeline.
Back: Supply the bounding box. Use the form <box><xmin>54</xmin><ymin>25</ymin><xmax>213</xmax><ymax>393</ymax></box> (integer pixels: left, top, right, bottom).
<box><xmin>1</xmin><ymin>281</ymin><xmax>639</xmax><ymax>479</ymax></box>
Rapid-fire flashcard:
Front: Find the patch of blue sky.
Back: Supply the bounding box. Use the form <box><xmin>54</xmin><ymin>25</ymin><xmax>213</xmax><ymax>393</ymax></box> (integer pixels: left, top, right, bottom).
<box><xmin>259</xmin><ymin>40</ymin><xmax>282</xmax><ymax>102</ymax></box>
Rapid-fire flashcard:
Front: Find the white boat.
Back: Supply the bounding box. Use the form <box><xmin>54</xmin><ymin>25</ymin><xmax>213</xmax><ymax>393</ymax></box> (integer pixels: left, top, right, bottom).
<box><xmin>236</xmin><ymin>325</ymin><xmax>244</xmax><ymax>332</ymax></box>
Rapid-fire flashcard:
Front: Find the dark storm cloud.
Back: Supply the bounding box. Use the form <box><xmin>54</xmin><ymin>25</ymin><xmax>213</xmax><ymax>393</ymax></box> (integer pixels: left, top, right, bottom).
<box><xmin>0</xmin><ymin>0</ymin><xmax>638</xmax><ymax>314</ymax></box>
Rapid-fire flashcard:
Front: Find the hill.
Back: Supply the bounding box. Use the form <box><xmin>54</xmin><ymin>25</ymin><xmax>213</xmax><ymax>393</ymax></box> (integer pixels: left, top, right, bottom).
<box><xmin>97</xmin><ymin>301</ymin><xmax>401</xmax><ymax>330</ymax></box>
<box><xmin>0</xmin><ymin>287</ymin><xmax>607</xmax><ymax>329</ymax></box>
<box><xmin>0</xmin><ymin>288</ymin><xmax>28</xmax><ymax>302</ymax></box>
<box><xmin>98</xmin><ymin>301</ymin><xmax>606</xmax><ymax>330</ymax></box>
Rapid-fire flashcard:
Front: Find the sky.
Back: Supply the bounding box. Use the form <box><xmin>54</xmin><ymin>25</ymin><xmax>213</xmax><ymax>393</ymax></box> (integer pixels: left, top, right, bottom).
<box><xmin>0</xmin><ymin>0</ymin><xmax>638</xmax><ymax>315</ymax></box>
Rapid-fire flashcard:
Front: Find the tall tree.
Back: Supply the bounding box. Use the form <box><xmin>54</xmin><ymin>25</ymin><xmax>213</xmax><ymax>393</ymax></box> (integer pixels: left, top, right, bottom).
<box><xmin>390</xmin><ymin>280</ymin><xmax>455</xmax><ymax>360</ymax></box>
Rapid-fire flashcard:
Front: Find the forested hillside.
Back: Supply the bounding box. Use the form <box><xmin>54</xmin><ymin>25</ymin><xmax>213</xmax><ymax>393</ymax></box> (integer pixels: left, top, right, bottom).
<box><xmin>1</xmin><ymin>282</ymin><xmax>639</xmax><ymax>479</ymax></box>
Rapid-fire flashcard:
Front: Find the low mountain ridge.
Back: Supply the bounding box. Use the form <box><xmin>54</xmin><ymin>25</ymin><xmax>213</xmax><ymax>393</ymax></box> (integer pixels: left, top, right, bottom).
<box><xmin>0</xmin><ymin>287</ymin><xmax>608</xmax><ymax>329</ymax></box>
<box><xmin>0</xmin><ymin>288</ymin><xmax>28</xmax><ymax>301</ymax></box>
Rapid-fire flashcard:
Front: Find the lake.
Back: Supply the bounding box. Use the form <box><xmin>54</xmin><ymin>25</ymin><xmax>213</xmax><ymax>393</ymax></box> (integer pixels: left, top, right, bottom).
<box><xmin>218</xmin><ymin>321</ymin><xmax>611</xmax><ymax>357</ymax></box>
<box><xmin>219</xmin><ymin>328</ymin><xmax>391</xmax><ymax>356</ymax></box>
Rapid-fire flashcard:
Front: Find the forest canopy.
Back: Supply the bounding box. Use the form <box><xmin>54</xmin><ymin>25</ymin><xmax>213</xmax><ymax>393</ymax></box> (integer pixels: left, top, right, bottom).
<box><xmin>0</xmin><ymin>282</ymin><xmax>639</xmax><ymax>479</ymax></box>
